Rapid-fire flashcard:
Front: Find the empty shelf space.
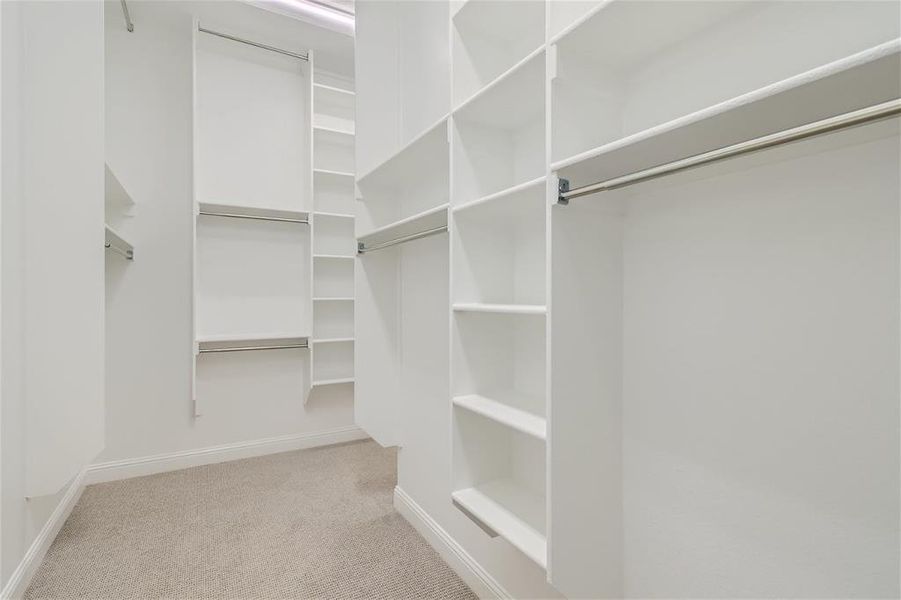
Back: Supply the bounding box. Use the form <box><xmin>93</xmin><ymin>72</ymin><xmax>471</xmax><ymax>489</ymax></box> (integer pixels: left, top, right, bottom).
<box><xmin>314</xmin><ymin>128</ymin><xmax>355</xmax><ymax>174</ymax></box>
<box><xmin>453</xmin><ymin>303</ymin><xmax>546</xmax><ymax>315</ymax></box>
<box><xmin>313</xmin><ymin>254</ymin><xmax>355</xmax><ymax>260</ymax></box>
<box><xmin>451</xmin><ymin>481</ymin><xmax>546</xmax><ymax>568</ymax></box>
<box><xmin>313</xmin><ymin>83</ymin><xmax>355</xmax><ymax>135</ymax></box>
<box><xmin>314</xmin><ymin>172</ymin><xmax>356</xmax><ymax>217</ymax></box>
<box><xmin>358</xmin><ymin>204</ymin><xmax>449</xmax><ymax>251</ymax></box>
<box><xmin>453</xmin><ymin>176</ymin><xmax>546</xmax><ymax>214</ymax></box>
<box><xmin>452</xmin><ymin>0</ymin><xmax>545</xmax><ymax>107</ymax></box>
<box><xmin>314</xmin><ymin>124</ymin><xmax>354</xmax><ymax>138</ymax></box>
<box><xmin>105</xmin><ymin>163</ymin><xmax>135</xmax><ymax>213</ymax></box>
<box><xmin>197</xmin><ymin>202</ymin><xmax>309</xmax><ymax>223</ymax></box>
<box><xmin>550</xmin><ymin>0</ymin><xmax>901</xmax><ymax>181</ymax></box>
<box><xmin>311</xmin><ymin>377</ymin><xmax>355</xmax><ymax>387</ymax></box>
<box><xmin>357</xmin><ymin>115</ymin><xmax>449</xmax><ymax>188</ymax></box>
<box><xmin>453</xmin><ymin>393</ymin><xmax>546</xmax><ymax>440</ymax></box>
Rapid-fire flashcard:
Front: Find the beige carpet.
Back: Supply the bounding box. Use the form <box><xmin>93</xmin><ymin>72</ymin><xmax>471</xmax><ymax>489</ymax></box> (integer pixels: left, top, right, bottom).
<box><xmin>25</xmin><ymin>440</ymin><xmax>477</xmax><ymax>600</ymax></box>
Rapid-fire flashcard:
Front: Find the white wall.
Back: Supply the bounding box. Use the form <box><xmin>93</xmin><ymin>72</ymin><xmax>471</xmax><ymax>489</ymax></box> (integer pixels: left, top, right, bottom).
<box><xmin>621</xmin><ymin>132</ymin><xmax>900</xmax><ymax>598</ymax></box>
<box><xmin>101</xmin><ymin>1</ymin><xmax>356</xmax><ymax>465</ymax></box>
<box><xmin>2</xmin><ymin>0</ymin><xmax>105</xmax><ymax>588</ymax></box>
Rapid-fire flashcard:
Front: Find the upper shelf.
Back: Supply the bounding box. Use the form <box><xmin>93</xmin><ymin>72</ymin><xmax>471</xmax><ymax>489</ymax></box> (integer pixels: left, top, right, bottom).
<box><xmin>197</xmin><ymin>202</ymin><xmax>310</xmax><ymax>224</ymax></box>
<box><xmin>357</xmin><ymin>204</ymin><xmax>448</xmax><ymax>251</ymax></box>
<box><xmin>553</xmin><ymin>40</ymin><xmax>901</xmax><ymax>188</ymax></box>
<box><xmin>453</xmin><ymin>49</ymin><xmax>544</xmax><ymax>130</ymax></box>
<box><xmin>105</xmin><ymin>163</ymin><xmax>135</xmax><ymax>218</ymax></box>
<box><xmin>356</xmin><ymin>115</ymin><xmax>449</xmax><ymax>189</ymax></box>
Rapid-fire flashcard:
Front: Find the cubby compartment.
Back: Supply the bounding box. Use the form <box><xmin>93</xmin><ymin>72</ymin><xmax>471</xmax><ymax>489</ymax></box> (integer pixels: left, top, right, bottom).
<box><xmin>312</xmin><ymin>299</ymin><xmax>353</xmax><ymax>340</ymax></box>
<box><xmin>550</xmin><ymin>0</ymin><xmax>901</xmax><ymax>168</ymax></box>
<box><xmin>313</xmin><ymin>213</ymin><xmax>355</xmax><ymax>256</ymax></box>
<box><xmin>453</xmin><ymin>311</ymin><xmax>545</xmax><ymax>415</ymax></box>
<box><xmin>196</xmin><ymin>216</ymin><xmax>310</xmax><ymax>339</ymax></box>
<box><xmin>453</xmin><ymin>177</ymin><xmax>545</xmax><ymax>307</ymax></box>
<box><xmin>313</xmin><ymin>83</ymin><xmax>355</xmax><ymax>134</ymax></box>
<box><xmin>313</xmin><ymin>257</ymin><xmax>353</xmax><ymax>299</ymax></box>
<box><xmin>452</xmin><ymin>52</ymin><xmax>545</xmax><ymax>206</ymax></box>
<box><xmin>312</xmin><ymin>340</ymin><xmax>354</xmax><ymax>383</ymax></box>
<box><xmin>195</xmin><ymin>30</ymin><xmax>310</xmax><ymax>211</ymax></box>
<box><xmin>313</xmin><ymin>127</ymin><xmax>354</xmax><ymax>175</ymax></box>
<box><xmin>452</xmin><ymin>408</ymin><xmax>546</xmax><ymax>567</ymax></box>
<box><xmin>313</xmin><ymin>169</ymin><xmax>355</xmax><ymax>216</ymax></box>
<box><xmin>357</xmin><ymin>119</ymin><xmax>449</xmax><ymax>235</ymax></box>
<box><xmin>355</xmin><ymin>0</ymin><xmax>450</xmax><ymax>176</ymax></box>
<box><xmin>452</xmin><ymin>0</ymin><xmax>545</xmax><ymax>107</ymax></box>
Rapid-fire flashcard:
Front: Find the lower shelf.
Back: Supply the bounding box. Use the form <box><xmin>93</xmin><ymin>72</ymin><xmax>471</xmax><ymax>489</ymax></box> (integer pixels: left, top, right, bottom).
<box><xmin>453</xmin><ymin>393</ymin><xmax>546</xmax><ymax>440</ymax></box>
<box><xmin>311</xmin><ymin>377</ymin><xmax>355</xmax><ymax>387</ymax></box>
<box><xmin>452</xmin><ymin>479</ymin><xmax>547</xmax><ymax>568</ymax></box>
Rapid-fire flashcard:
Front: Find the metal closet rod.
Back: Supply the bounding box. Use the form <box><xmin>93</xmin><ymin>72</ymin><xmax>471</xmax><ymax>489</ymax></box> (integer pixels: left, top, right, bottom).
<box><xmin>198</xmin><ymin>210</ymin><xmax>309</xmax><ymax>224</ymax></box>
<box><xmin>120</xmin><ymin>0</ymin><xmax>134</xmax><ymax>32</ymax></box>
<box><xmin>558</xmin><ymin>98</ymin><xmax>901</xmax><ymax>204</ymax></box>
<box><xmin>199</xmin><ymin>343</ymin><xmax>309</xmax><ymax>354</ymax></box>
<box><xmin>198</xmin><ymin>25</ymin><xmax>309</xmax><ymax>62</ymax></box>
<box><xmin>357</xmin><ymin>225</ymin><xmax>448</xmax><ymax>254</ymax></box>
<box><xmin>105</xmin><ymin>242</ymin><xmax>134</xmax><ymax>260</ymax></box>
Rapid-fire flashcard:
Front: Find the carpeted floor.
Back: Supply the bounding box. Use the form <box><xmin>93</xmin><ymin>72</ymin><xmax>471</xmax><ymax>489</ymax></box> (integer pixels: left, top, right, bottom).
<box><xmin>25</xmin><ymin>440</ymin><xmax>477</xmax><ymax>600</ymax></box>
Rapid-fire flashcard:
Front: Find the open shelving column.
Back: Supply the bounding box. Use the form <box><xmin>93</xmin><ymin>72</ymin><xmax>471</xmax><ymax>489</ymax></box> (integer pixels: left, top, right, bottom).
<box><xmin>309</xmin><ymin>73</ymin><xmax>357</xmax><ymax>400</ymax></box>
<box><xmin>449</xmin><ymin>0</ymin><xmax>550</xmax><ymax>571</ymax></box>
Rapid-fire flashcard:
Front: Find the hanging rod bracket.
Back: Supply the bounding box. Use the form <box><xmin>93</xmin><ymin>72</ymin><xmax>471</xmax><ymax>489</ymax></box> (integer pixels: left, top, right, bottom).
<box><xmin>557</xmin><ymin>178</ymin><xmax>570</xmax><ymax>206</ymax></box>
<box><xmin>120</xmin><ymin>0</ymin><xmax>134</xmax><ymax>32</ymax></box>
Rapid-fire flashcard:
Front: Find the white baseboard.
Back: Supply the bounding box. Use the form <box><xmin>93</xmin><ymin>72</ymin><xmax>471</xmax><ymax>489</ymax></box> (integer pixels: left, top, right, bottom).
<box><xmin>85</xmin><ymin>425</ymin><xmax>368</xmax><ymax>485</ymax></box>
<box><xmin>1</xmin><ymin>471</ymin><xmax>86</xmax><ymax>600</ymax></box>
<box><xmin>394</xmin><ymin>486</ymin><xmax>511</xmax><ymax>600</ymax></box>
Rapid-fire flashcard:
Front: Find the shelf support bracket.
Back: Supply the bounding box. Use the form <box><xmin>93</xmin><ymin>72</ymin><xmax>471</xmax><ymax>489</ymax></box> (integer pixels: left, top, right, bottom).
<box><xmin>557</xmin><ymin>178</ymin><xmax>570</xmax><ymax>206</ymax></box>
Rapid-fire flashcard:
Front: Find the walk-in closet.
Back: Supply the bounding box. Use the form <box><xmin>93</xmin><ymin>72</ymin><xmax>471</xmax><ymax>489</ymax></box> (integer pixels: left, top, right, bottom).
<box><xmin>1</xmin><ymin>1</ymin><xmax>898</xmax><ymax>599</ymax></box>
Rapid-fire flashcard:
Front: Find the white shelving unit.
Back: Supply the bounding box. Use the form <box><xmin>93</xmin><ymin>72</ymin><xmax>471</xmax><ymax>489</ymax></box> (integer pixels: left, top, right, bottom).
<box><xmin>310</xmin><ymin>73</ymin><xmax>356</xmax><ymax>398</ymax></box>
<box><xmin>355</xmin><ymin>0</ymin><xmax>901</xmax><ymax>596</ymax></box>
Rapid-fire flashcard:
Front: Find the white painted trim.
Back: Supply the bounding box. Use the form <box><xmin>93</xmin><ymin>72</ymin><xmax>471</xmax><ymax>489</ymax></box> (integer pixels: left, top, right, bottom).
<box><xmin>393</xmin><ymin>486</ymin><xmax>512</xmax><ymax>600</ymax></box>
<box><xmin>1</xmin><ymin>471</ymin><xmax>86</xmax><ymax>600</ymax></box>
<box><xmin>85</xmin><ymin>426</ymin><xmax>368</xmax><ymax>485</ymax></box>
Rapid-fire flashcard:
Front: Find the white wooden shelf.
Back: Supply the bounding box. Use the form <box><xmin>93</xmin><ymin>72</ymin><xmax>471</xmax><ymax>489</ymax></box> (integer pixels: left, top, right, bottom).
<box><xmin>197</xmin><ymin>202</ymin><xmax>309</xmax><ymax>223</ymax></box>
<box><xmin>453</xmin><ymin>303</ymin><xmax>546</xmax><ymax>315</ymax></box>
<box><xmin>452</xmin><ymin>480</ymin><xmax>547</xmax><ymax>568</ymax></box>
<box><xmin>452</xmin><ymin>0</ymin><xmax>545</xmax><ymax>108</ymax></box>
<box><xmin>315</xmin><ymin>211</ymin><xmax>354</xmax><ymax>219</ymax></box>
<box><xmin>313</xmin><ymin>168</ymin><xmax>355</xmax><ymax>179</ymax></box>
<box><xmin>453</xmin><ymin>176</ymin><xmax>546</xmax><ymax>214</ymax></box>
<box><xmin>314</xmin><ymin>124</ymin><xmax>354</xmax><ymax>139</ymax></box>
<box><xmin>313</xmin><ymin>297</ymin><xmax>354</xmax><ymax>302</ymax></box>
<box><xmin>313</xmin><ymin>337</ymin><xmax>354</xmax><ymax>344</ymax></box>
<box><xmin>311</xmin><ymin>377</ymin><xmax>355</xmax><ymax>387</ymax></box>
<box><xmin>357</xmin><ymin>204</ymin><xmax>449</xmax><ymax>250</ymax></box>
<box><xmin>105</xmin><ymin>163</ymin><xmax>135</xmax><ymax>213</ymax></box>
<box><xmin>314</xmin><ymin>82</ymin><xmax>355</xmax><ymax>97</ymax></box>
<box><xmin>313</xmin><ymin>254</ymin><xmax>355</xmax><ymax>260</ymax></box>
<box><xmin>454</xmin><ymin>45</ymin><xmax>546</xmax><ymax>116</ymax></box>
<box><xmin>357</xmin><ymin>115</ymin><xmax>449</xmax><ymax>187</ymax></box>
<box><xmin>453</xmin><ymin>393</ymin><xmax>546</xmax><ymax>440</ymax></box>
<box><xmin>552</xmin><ymin>35</ymin><xmax>901</xmax><ymax>188</ymax></box>
<box><xmin>453</xmin><ymin>49</ymin><xmax>544</xmax><ymax>129</ymax></box>
<box><xmin>104</xmin><ymin>224</ymin><xmax>134</xmax><ymax>260</ymax></box>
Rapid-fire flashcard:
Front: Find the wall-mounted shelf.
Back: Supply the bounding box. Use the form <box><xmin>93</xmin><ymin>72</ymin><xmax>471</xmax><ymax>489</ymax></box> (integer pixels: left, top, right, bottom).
<box><xmin>104</xmin><ymin>224</ymin><xmax>134</xmax><ymax>260</ymax></box>
<box><xmin>452</xmin><ymin>480</ymin><xmax>546</xmax><ymax>568</ymax></box>
<box><xmin>197</xmin><ymin>202</ymin><xmax>309</xmax><ymax>224</ymax></box>
<box><xmin>313</xmin><ymin>297</ymin><xmax>354</xmax><ymax>302</ymax></box>
<box><xmin>313</xmin><ymin>337</ymin><xmax>354</xmax><ymax>344</ymax></box>
<box><xmin>313</xmin><ymin>254</ymin><xmax>355</xmax><ymax>260</ymax></box>
<box><xmin>453</xmin><ymin>393</ymin><xmax>546</xmax><ymax>440</ymax></box>
<box><xmin>312</xmin><ymin>377</ymin><xmax>355</xmax><ymax>387</ymax></box>
<box><xmin>313</xmin><ymin>168</ymin><xmax>355</xmax><ymax>179</ymax></box>
<box><xmin>552</xmin><ymin>24</ymin><xmax>901</xmax><ymax>188</ymax></box>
